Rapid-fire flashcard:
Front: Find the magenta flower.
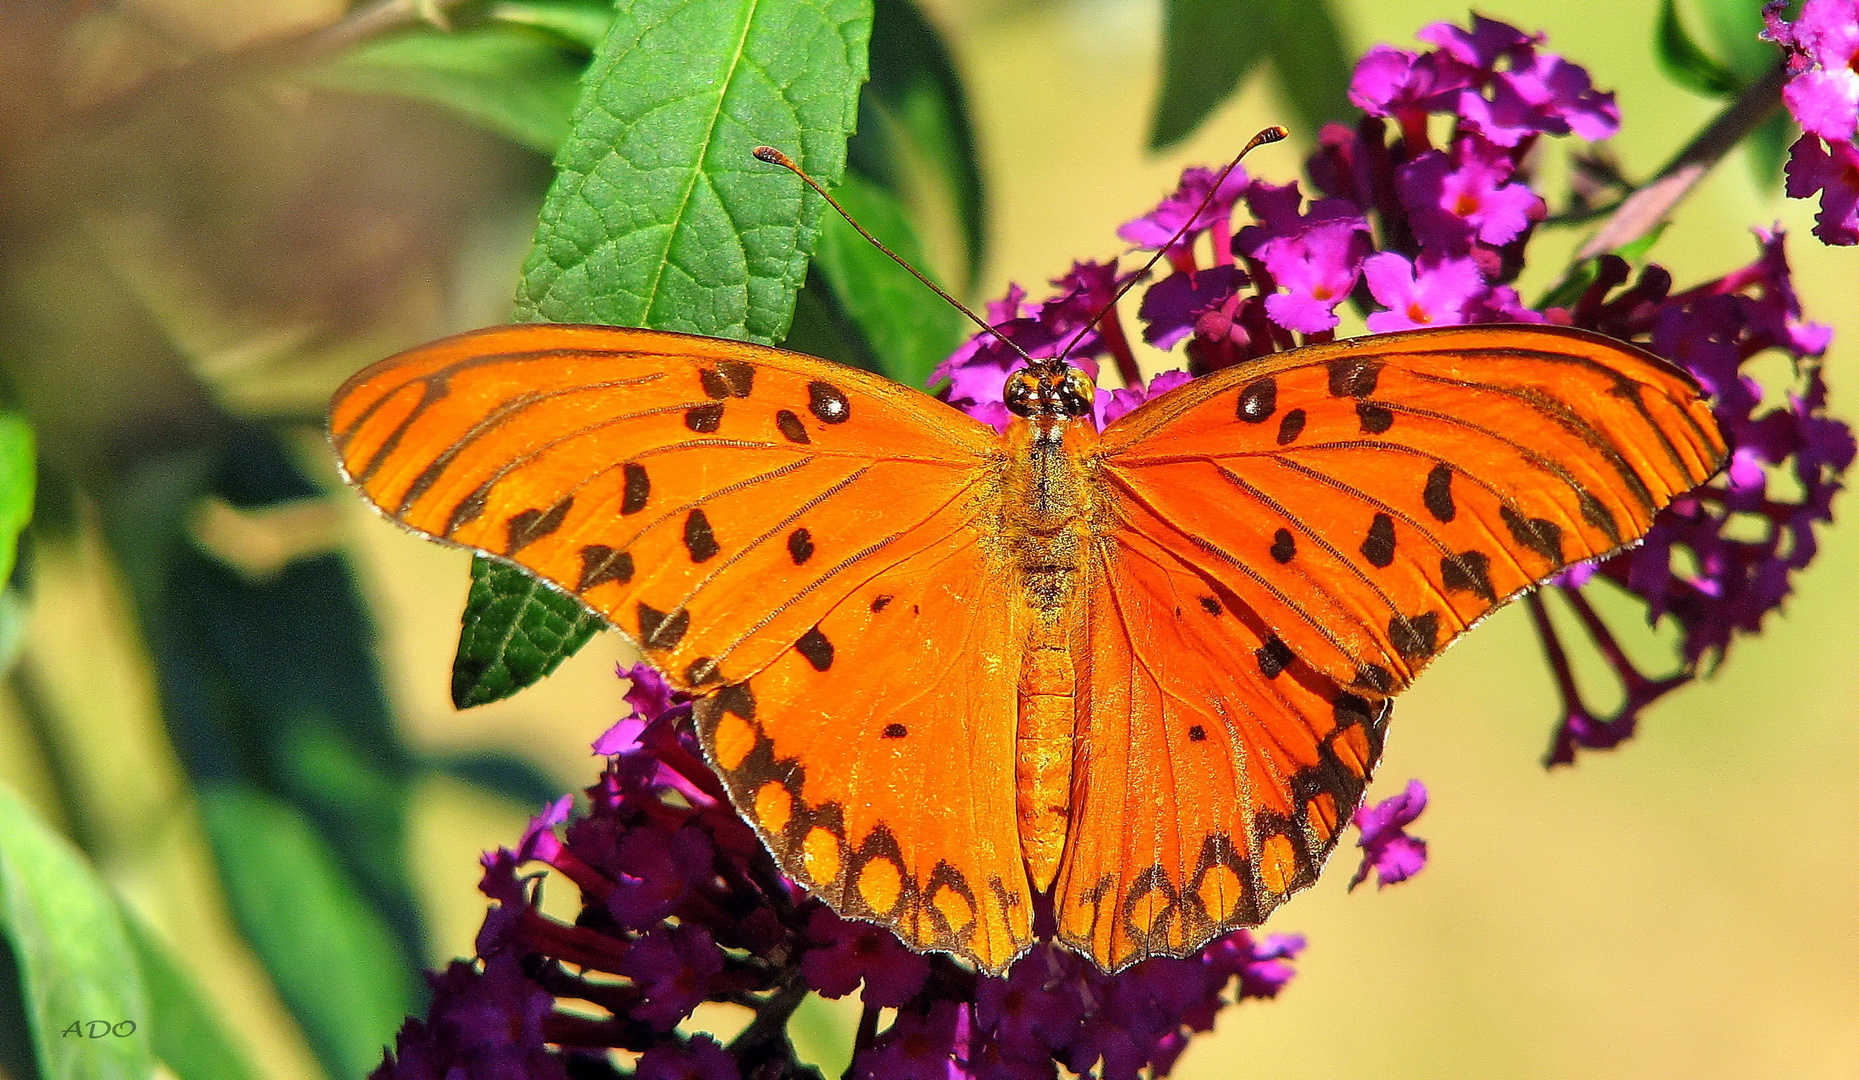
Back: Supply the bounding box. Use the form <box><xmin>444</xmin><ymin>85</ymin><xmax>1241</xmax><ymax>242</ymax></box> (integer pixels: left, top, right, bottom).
<box><xmin>1097</xmin><ymin>369</ymin><xmax>1191</xmax><ymax>427</ymax></box>
<box><xmin>1348</xmin><ymin>44</ymin><xmax>1474</xmax><ymax>120</ymax></box>
<box><xmin>1785</xmin><ymin>135</ymin><xmax>1859</xmax><ymax>245</ymax></box>
<box><xmin>1765</xmin><ymin>0</ymin><xmax>1859</xmax><ymax>140</ymax></box>
<box><xmin>1416</xmin><ymin>14</ymin><xmax>1540</xmax><ymax>70</ymax></box>
<box><xmin>1349</xmin><ymin>780</ymin><xmax>1429</xmax><ymax>890</ymax></box>
<box><xmin>1136</xmin><ymin>264</ymin><xmax>1248</xmax><ymax>349</ymax></box>
<box><xmin>1118</xmin><ymin>164</ymin><xmax>1250</xmax><ymax>261</ymax></box>
<box><xmin>1256</xmin><ymin>219</ymin><xmax>1370</xmax><ymax>333</ymax></box>
<box><xmin>1362</xmin><ymin>251</ymin><xmax>1485</xmax><ymax>331</ymax></box>
<box><xmin>1397</xmin><ymin>140</ymin><xmax>1544</xmax><ymax>248</ymax></box>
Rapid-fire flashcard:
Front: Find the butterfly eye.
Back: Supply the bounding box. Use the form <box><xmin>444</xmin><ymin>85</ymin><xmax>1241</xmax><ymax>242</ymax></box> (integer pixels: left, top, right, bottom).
<box><xmin>1004</xmin><ymin>370</ymin><xmax>1041</xmax><ymax>417</ymax></box>
<box><xmin>1057</xmin><ymin>368</ymin><xmax>1096</xmax><ymax>418</ymax></box>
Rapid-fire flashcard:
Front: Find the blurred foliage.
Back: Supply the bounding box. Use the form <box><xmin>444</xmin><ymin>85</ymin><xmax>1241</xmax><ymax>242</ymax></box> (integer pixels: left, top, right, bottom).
<box><xmin>1149</xmin><ymin>0</ymin><xmax>1353</xmax><ymax>151</ymax></box>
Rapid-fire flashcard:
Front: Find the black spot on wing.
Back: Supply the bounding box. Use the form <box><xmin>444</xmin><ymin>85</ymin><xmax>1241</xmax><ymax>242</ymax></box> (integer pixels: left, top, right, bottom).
<box><xmin>1270</xmin><ymin>528</ymin><xmax>1296</xmax><ymax>564</ymax></box>
<box><xmin>1276</xmin><ymin>408</ymin><xmax>1306</xmax><ymax>445</ymax></box>
<box><xmin>775</xmin><ymin>409</ymin><xmax>812</xmax><ymax>443</ymax></box>
<box><xmin>699</xmin><ymin>360</ymin><xmax>755</xmax><ymax>399</ymax></box>
<box><xmin>577</xmin><ymin>544</ymin><xmax>634</xmax><ymax>591</ymax></box>
<box><xmin>1255</xmin><ymin>636</ymin><xmax>1295</xmax><ymax>678</ymax></box>
<box><xmin>1500</xmin><ymin>505</ymin><xmax>1565</xmax><ymax>564</ymax></box>
<box><xmin>622</xmin><ymin>462</ymin><xmax>650</xmax><ymax>515</ymax></box>
<box><xmin>1422</xmin><ymin>464</ymin><xmax>1454</xmax><ymax>522</ymax></box>
<box><xmin>1440</xmin><ymin>550</ymin><xmax>1495</xmax><ymax>602</ymax></box>
<box><xmin>684</xmin><ymin>402</ymin><xmax>724</xmax><ymax>432</ymax></box>
<box><xmin>787</xmin><ymin>527</ymin><xmax>814</xmax><ymax>565</ymax></box>
<box><xmin>1360</xmin><ymin>512</ymin><xmax>1396</xmax><ymax>568</ymax></box>
<box><xmin>683</xmin><ymin>508</ymin><xmax>720</xmax><ymax>562</ymax></box>
<box><xmin>1237</xmin><ymin>378</ymin><xmax>1277</xmax><ymax>423</ymax></box>
<box><xmin>796</xmin><ymin>626</ymin><xmax>834</xmax><ymax>672</ymax></box>
<box><xmin>506</xmin><ymin>498</ymin><xmax>572</xmax><ymax>555</ymax></box>
<box><xmin>1327</xmin><ymin>357</ymin><xmax>1382</xmax><ymax>397</ymax></box>
<box><xmin>1389</xmin><ymin>612</ymin><xmax>1440</xmax><ymax>660</ymax></box>
<box><xmin>882</xmin><ymin>723</ymin><xmax>907</xmax><ymax>739</ymax></box>
<box><xmin>1356</xmin><ymin>401</ymin><xmax>1393</xmax><ymax>434</ymax></box>
<box><xmin>808</xmin><ymin>381</ymin><xmax>851</xmax><ymax>424</ymax></box>
<box><xmin>638</xmin><ymin>603</ymin><xmax>689</xmax><ymax>651</ymax></box>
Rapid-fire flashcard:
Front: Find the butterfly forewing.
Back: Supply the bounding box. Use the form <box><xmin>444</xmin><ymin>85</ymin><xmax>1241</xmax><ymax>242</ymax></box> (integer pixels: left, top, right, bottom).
<box><xmin>1096</xmin><ymin>324</ymin><xmax>1727</xmax><ymax>696</ymax></box>
<box><xmin>331</xmin><ymin>324</ymin><xmax>1000</xmax><ymax>691</ymax></box>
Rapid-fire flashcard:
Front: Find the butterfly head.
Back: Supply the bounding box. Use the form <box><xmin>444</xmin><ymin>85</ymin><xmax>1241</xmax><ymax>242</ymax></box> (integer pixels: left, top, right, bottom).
<box><xmin>1005</xmin><ymin>364</ymin><xmax>1096</xmax><ymax>420</ymax></box>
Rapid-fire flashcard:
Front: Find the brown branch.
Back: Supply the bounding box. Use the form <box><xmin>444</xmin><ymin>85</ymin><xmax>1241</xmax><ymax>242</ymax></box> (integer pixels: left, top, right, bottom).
<box><xmin>1573</xmin><ymin>62</ymin><xmax>1789</xmax><ymax>262</ymax></box>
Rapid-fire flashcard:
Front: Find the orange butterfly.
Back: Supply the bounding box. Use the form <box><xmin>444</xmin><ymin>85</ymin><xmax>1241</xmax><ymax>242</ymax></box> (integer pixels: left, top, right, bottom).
<box><xmin>329</xmin><ymin>316</ymin><xmax>1723</xmax><ymax>974</ymax></box>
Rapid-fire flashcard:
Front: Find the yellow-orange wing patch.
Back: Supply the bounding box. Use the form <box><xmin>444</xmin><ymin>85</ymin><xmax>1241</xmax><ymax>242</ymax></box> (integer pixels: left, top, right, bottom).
<box><xmin>1097</xmin><ymin>324</ymin><xmax>1726</xmax><ymax>697</ymax></box>
<box><xmin>331</xmin><ymin>323</ymin><xmax>999</xmax><ymax>693</ymax></box>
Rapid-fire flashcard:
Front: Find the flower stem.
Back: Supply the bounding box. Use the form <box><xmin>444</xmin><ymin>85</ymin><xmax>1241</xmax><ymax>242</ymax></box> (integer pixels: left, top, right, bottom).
<box><xmin>1573</xmin><ymin>62</ymin><xmax>1788</xmax><ymax>262</ymax></box>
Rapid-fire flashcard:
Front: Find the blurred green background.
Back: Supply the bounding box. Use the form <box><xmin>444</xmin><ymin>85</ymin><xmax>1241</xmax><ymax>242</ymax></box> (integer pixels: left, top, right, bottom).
<box><xmin>0</xmin><ymin>0</ymin><xmax>1852</xmax><ymax>1078</ymax></box>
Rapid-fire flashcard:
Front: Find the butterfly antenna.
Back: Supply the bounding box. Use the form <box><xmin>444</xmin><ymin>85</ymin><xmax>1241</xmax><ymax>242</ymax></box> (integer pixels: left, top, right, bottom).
<box><xmin>752</xmin><ymin>146</ymin><xmax>1036</xmax><ymax>367</ymax></box>
<box><xmin>1052</xmin><ymin>125</ymin><xmax>1288</xmax><ymax>367</ymax></box>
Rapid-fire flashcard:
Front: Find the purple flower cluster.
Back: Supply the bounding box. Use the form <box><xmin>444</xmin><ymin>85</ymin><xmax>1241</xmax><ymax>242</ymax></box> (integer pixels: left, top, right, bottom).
<box><xmin>935</xmin><ymin>15</ymin><xmax>1849</xmax><ymax>765</ymax></box>
<box><xmin>373</xmin><ymin>664</ymin><xmax>1313</xmax><ymax>1080</ymax></box>
<box><xmin>1766</xmin><ymin>0</ymin><xmax>1859</xmax><ymax>244</ymax></box>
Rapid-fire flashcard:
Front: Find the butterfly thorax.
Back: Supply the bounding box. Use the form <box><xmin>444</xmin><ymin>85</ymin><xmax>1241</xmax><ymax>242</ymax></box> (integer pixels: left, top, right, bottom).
<box><xmin>999</xmin><ymin>401</ymin><xmax>1103</xmax><ymax>893</ymax></box>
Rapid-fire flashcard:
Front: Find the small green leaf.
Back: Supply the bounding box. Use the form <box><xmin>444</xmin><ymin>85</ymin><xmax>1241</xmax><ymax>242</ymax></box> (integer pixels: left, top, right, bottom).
<box><xmin>456</xmin><ymin>0</ymin><xmax>874</xmax><ymax>703</ymax></box>
<box><xmin>0</xmin><ymin>784</ymin><xmax>153</xmax><ymax>1080</ymax></box>
<box><xmin>1148</xmin><ymin>0</ymin><xmax>1268</xmax><ymax>151</ymax></box>
<box><xmin>303</xmin><ymin>24</ymin><xmax>588</xmax><ymax>153</ymax></box>
<box><xmin>1698</xmin><ymin>0</ymin><xmax>1776</xmax><ymax>80</ymax></box>
<box><xmin>452</xmin><ymin>557</ymin><xmax>600</xmax><ymax>709</ymax></box>
<box><xmin>1535</xmin><ymin>260</ymin><xmax>1600</xmax><ymax>311</ymax></box>
<box><xmin>0</xmin><ymin>413</ymin><xmax>34</xmax><ymax>586</ymax></box>
<box><xmin>1655</xmin><ymin>0</ymin><xmax>1744</xmax><ymax>98</ymax></box>
<box><xmin>852</xmin><ymin>0</ymin><xmax>988</xmax><ymax>287</ymax></box>
<box><xmin>1614</xmin><ymin>220</ymin><xmax>1670</xmax><ymax>264</ymax></box>
<box><xmin>118</xmin><ymin>905</ymin><xmax>260</xmax><ymax>1080</ymax></box>
<box><xmin>812</xmin><ymin>171</ymin><xmax>961</xmax><ymax>388</ymax></box>
<box><xmin>197</xmin><ymin>785</ymin><xmax>417</xmax><ymax>1080</ymax></box>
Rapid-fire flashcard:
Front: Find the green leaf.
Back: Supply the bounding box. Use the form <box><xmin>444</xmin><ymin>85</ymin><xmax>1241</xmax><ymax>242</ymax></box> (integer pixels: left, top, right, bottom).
<box><xmin>197</xmin><ymin>785</ymin><xmax>416</xmax><ymax>1080</ymax></box>
<box><xmin>488</xmin><ymin>0</ymin><xmax>615</xmax><ymax>51</ymax></box>
<box><xmin>1258</xmin><ymin>0</ymin><xmax>1354</xmax><ymax>141</ymax></box>
<box><xmin>117</xmin><ymin>906</ymin><xmax>260</xmax><ymax>1080</ymax></box>
<box><xmin>458</xmin><ymin>0</ymin><xmax>875</xmax><ymax>705</ymax></box>
<box><xmin>514</xmin><ymin>0</ymin><xmax>874</xmax><ymax>337</ymax></box>
<box><xmin>0</xmin><ymin>784</ymin><xmax>153</xmax><ymax>1080</ymax></box>
<box><xmin>851</xmin><ymin>0</ymin><xmax>987</xmax><ymax>287</ymax></box>
<box><xmin>1655</xmin><ymin>0</ymin><xmax>1744</xmax><ymax>98</ymax></box>
<box><xmin>0</xmin><ymin>413</ymin><xmax>34</xmax><ymax>586</ymax></box>
<box><xmin>1149</xmin><ymin>0</ymin><xmax>1351</xmax><ymax>149</ymax></box>
<box><xmin>303</xmin><ymin>24</ymin><xmax>588</xmax><ymax>154</ymax></box>
<box><xmin>1613</xmin><ymin>220</ymin><xmax>1670</xmax><ymax>264</ymax></box>
<box><xmin>1698</xmin><ymin>0</ymin><xmax>1776</xmax><ymax>80</ymax></box>
<box><xmin>812</xmin><ymin>171</ymin><xmax>961</xmax><ymax>388</ymax></box>
<box><xmin>452</xmin><ymin>556</ymin><xmax>600</xmax><ymax>709</ymax></box>
<box><xmin>1148</xmin><ymin>0</ymin><xmax>1268</xmax><ymax>151</ymax></box>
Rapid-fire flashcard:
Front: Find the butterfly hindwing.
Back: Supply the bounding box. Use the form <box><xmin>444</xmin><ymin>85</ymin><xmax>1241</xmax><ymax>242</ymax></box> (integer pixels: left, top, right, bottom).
<box><xmin>1097</xmin><ymin>324</ymin><xmax>1727</xmax><ymax>696</ymax></box>
<box><xmin>331</xmin><ymin>324</ymin><xmax>999</xmax><ymax>692</ymax></box>
<box><xmin>1055</xmin><ymin>525</ymin><xmax>1386</xmax><ymax>971</ymax></box>
<box><xmin>694</xmin><ymin>518</ymin><xmax>1034</xmax><ymax>972</ymax></box>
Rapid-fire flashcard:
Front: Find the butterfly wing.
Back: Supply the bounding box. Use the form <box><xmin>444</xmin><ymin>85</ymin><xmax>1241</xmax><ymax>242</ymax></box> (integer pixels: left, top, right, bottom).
<box><xmin>331</xmin><ymin>323</ymin><xmax>1000</xmax><ymax>691</ymax></box>
<box><xmin>332</xmin><ymin>323</ymin><xmax>1033</xmax><ymax>967</ymax></box>
<box><xmin>1095</xmin><ymin>324</ymin><xmax>1725</xmax><ymax>697</ymax></box>
<box><xmin>694</xmin><ymin>524</ymin><xmax>1034</xmax><ymax>971</ymax></box>
<box><xmin>1057</xmin><ymin>324</ymin><xmax>1724</xmax><ymax>969</ymax></box>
